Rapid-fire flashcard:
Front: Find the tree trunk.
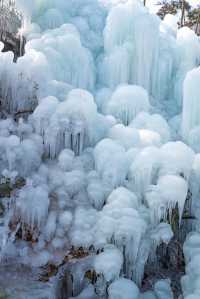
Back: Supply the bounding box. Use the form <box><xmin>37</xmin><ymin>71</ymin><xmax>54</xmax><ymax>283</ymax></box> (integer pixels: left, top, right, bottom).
<box><xmin>195</xmin><ymin>11</ymin><xmax>200</xmax><ymax>35</ymax></box>
<box><xmin>180</xmin><ymin>0</ymin><xmax>185</xmax><ymax>27</ymax></box>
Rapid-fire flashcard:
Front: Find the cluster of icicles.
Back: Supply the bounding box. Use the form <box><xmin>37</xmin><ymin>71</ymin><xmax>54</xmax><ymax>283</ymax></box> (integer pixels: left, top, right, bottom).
<box><xmin>0</xmin><ymin>0</ymin><xmax>200</xmax><ymax>298</ymax></box>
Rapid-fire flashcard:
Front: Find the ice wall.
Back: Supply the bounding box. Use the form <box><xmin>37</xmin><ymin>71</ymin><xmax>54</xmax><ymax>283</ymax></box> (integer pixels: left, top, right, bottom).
<box><xmin>0</xmin><ymin>1</ymin><xmax>200</xmax><ymax>299</ymax></box>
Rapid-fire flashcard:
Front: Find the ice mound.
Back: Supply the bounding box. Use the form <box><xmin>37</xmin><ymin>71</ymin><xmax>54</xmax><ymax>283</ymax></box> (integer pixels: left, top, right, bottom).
<box><xmin>94</xmin><ymin>246</ymin><xmax>123</xmax><ymax>282</ymax></box>
<box><xmin>32</xmin><ymin>89</ymin><xmax>110</xmax><ymax>157</ymax></box>
<box><xmin>108</xmin><ymin>278</ymin><xmax>140</xmax><ymax>299</ymax></box>
<box><xmin>14</xmin><ymin>183</ymin><xmax>49</xmax><ymax>232</ymax></box>
<box><xmin>106</xmin><ymin>85</ymin><xmax>150</xmax><ymax>125</ymax></box>
<box><xmin>108</xmin><ymin>124</ymin><xmax>140</xmax><ymax>149</ymax></box>
<box><xmin>130</xmin><ymin>112</ymin><xmax>171</xmax><ymax>143</ymax></box>
<box><xmin>94</xmin><ymin>139</ymin><xmax>129</xmax><ymax>187</ymax></box>
<box><xmin>146</xmin><ymin>175</ymin><xmax>188</xmax><ymax>224</ymax></box>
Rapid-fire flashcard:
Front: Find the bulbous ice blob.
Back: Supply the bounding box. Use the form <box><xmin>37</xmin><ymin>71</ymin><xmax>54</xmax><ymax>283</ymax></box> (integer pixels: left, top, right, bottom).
<box><xmin>154</xmin><ymin>279</ymin><xmax>173</xmax><ymax>299</ymax></box>
<box><xmin>58</xmin><ymin>149</ymin><xmax>75</xmax><ymax>172</ymax></box>
<box><xmin>131</xmin><ymin>112</ymin><xmax>171</xmax><ymax>143</ymax></box>
<box><xmin>138</xmin><ymin>129</ymin><xmax>161</xmax><ymax>148</ymax></box>
<box><xmin>70</xmin><ymin>207</ymin><xmax>98</xmax><ymax>248</ymax></box>
<box><xmin>108</xmin><ymin>278</ymin><xmax>140</xmax><ymax>299</ymax></box>
<box><xmin>57</xmin><ymin>211</ymin><xmax>73</xmax><ymax>234</ymax></box>
<box><xmin>106</xmin><ymin>85</ymin><xmax>150</xmax><ymax>125</ymax></box>
<box><xmin>15</xmin><ymin>184</ymin><xmax>49</xmax><ymax>231</ymax></box>
<box><xmin>94</xmin><ymin>246</ymin><xmax>123</xmax><ymax>282</ymax></box>
<box><xmin>94</xmin><ymin>138</ymin><xmax>129</xmax><ymax>188</ymax></box>
<box><xmin>129</xmin><ymin>146</ymin><xmax>161</xmax><ymax>197</ymax></box>
<box><xmin>87</xmin><ymin>181</ymin><xmax>106</xmax><ymax>210</ymax></box>
<box><xmin>159</xmin><ymin>141</ymin><xmax>195</xmax><ymax>180</ymax></box>
<box><xmin>108</xmin><ymin>124</ymin><xmax>140</xmax><ymax>150</ymax></box>
<box><xmin>146</xmin><ymin>175</ymin><xmax>188</xmax><ymax>225</ymax></box>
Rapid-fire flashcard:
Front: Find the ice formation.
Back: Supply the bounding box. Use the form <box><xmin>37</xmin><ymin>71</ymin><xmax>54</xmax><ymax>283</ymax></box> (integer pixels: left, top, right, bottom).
<box><xmin>108</xmin><ymin>278</ymin><xmax>139</xmax><ymax>299</ymax></box>
<box><xmin>106</xmin><ymin>85</ymin><xmax>150</xmax><ymax>125</ymax></box>
<box><xmin>182</xmin><ymin>67</ymin><xmax>200</xmax><ymax>143</ymax></box>
<box><xmin>174</xmin><ymin>28</ymin><xmax>200</xmax><ymax>107</ymax></box>
<box><xmin>0</xmin><ymin>0</ymin><xmax>200</xmax><ymax>298</ymax></box>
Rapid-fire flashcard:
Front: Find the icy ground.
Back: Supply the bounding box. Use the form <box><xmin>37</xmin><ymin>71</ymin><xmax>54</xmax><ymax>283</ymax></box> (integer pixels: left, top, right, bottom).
<box><xmin>0</xmin><ymin>0</ymin><xmax>200</xmax><ymax>298</ymax></box>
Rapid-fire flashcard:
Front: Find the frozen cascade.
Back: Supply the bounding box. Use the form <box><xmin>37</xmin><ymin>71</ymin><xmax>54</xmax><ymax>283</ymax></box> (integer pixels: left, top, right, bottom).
<box><xmin>0</xmin><ymin>0</ymin><xmax>200</xmax><ymax>299</ymax></box>
<box><xmin>101</xmin><ymin>1</ymin><xmax>160</xmax><ymax>98</ymax></box>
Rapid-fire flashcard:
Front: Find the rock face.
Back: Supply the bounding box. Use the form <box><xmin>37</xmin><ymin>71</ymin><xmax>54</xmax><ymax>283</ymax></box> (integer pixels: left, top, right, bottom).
<box><xmin>0</xmin><ymin>0</ymin><xmax>25</xmax><ymax>60</ymax></box>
